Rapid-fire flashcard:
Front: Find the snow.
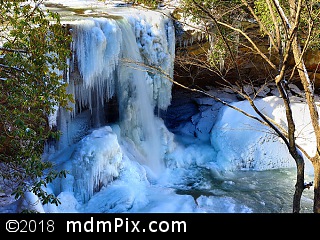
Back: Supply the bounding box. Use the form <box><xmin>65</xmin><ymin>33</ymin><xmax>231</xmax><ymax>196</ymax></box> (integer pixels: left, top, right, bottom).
<box><xmin>211</xmin><ymin>96</ymin><xmax>315</xmax><ymax>172</ymax></box>
<box><xmin>0</xmin><ymin>0</ymin><xmax>316</xmax><ymax>213</ymax></box>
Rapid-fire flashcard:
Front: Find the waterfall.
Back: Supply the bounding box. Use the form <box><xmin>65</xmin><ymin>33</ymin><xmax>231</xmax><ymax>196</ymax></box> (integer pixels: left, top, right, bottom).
<box><xmin>47</xmin><ymin>9</ymin><xmax>175</xmax><ymax>202</ymax></box>
<box><xmin>117</xmin><ymin>19</ymin><xmax>164</xmax><ymax>174</ymax></box>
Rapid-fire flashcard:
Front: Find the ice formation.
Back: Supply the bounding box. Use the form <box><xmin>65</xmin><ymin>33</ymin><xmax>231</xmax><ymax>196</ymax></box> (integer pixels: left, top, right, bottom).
<box><xmin>47</xmin><ymin>9</ymin><xmax>176</xmax><ymax>204</ymax></box>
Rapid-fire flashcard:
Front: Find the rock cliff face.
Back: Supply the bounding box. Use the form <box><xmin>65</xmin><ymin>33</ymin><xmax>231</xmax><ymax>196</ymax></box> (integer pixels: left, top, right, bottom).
<box><xmin>173</xmin><ymin>17</ymin><xmax>320</xmax><ymax>90</ymax></box>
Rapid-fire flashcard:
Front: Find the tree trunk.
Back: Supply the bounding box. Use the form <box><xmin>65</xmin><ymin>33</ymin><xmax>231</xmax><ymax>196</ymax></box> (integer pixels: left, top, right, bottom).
<box><xmin>292</xmin><ymin>155</ymin><xmax>305</xmax><ymax>213</ymax></box>
<box><xmin>291</xmin><ymin>38</ymin><xmax>320</xmax><ymax>212</ymax></box>
<box><xmin>313</xmin><ymin>158</ymin><xmax>320</xmax><ymax>212</ymax></box>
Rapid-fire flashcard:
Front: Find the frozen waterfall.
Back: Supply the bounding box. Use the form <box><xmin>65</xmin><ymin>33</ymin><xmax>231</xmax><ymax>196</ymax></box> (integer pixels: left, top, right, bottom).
<box><xmin>46</xmin><ymin>9</ymin><xmax>175</xmax><ymax>204</ymax></box>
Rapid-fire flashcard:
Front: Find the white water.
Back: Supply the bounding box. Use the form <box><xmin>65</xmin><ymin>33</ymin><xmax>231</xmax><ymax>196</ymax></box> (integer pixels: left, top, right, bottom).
<box><xmin>117</xmin><ymin>20</ymin><xmax>163</xmax><ymax>174</ymax></box>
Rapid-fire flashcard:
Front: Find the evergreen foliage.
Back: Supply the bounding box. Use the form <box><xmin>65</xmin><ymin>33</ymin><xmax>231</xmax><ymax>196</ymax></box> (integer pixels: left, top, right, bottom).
<box><xmin>0</xmin><ymin>0</ymin><xmax>72</xmax><ymax>209</ymax></box>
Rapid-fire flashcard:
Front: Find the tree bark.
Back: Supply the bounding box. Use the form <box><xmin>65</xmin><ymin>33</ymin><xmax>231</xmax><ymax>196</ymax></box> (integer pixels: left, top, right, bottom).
<box><xmin>292</xmin><ymin>154</ymin><xmax>305</xmax><ymax>213</ymax></box>
<box><xmin>313</xmin><ymin>159</ymin><xmax>320</xmax><ymax>212</ymax></box>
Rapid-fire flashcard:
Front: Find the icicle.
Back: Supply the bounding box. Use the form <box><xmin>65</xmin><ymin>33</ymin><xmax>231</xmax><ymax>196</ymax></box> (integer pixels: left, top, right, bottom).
<box><xmin>70</xmin><ymin>18</ymin><xmax>122</xmax><ymax>112</ymax></box>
